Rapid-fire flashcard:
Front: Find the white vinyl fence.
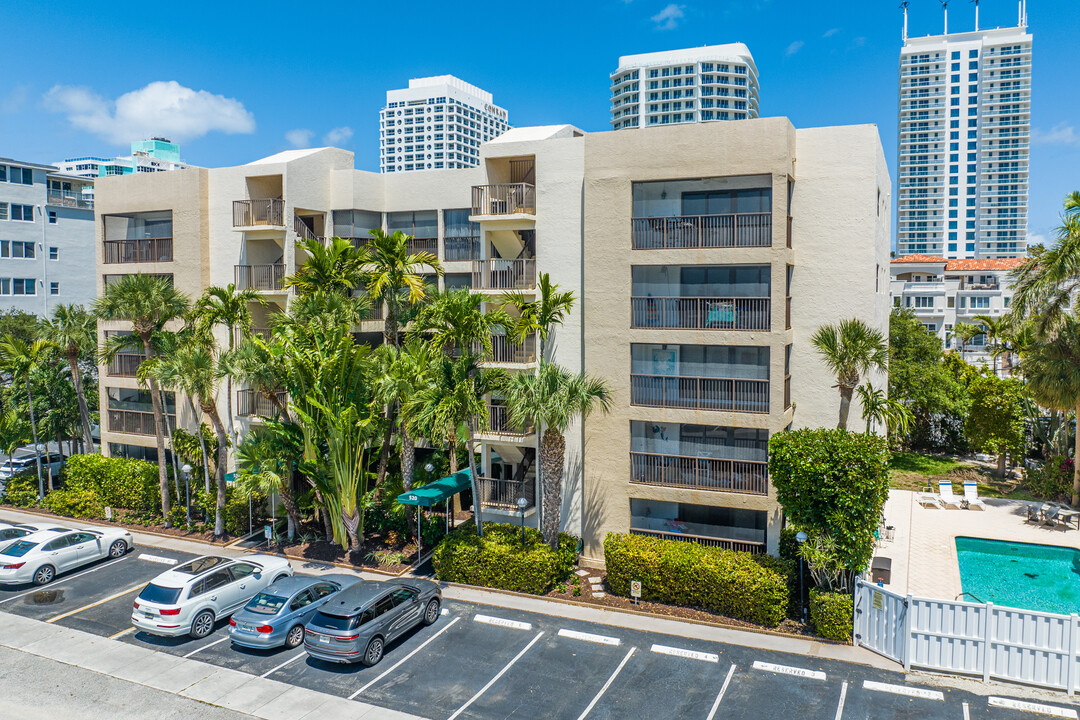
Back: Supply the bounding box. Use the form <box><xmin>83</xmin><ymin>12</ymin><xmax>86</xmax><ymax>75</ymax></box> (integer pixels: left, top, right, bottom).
<box><xmin>854</xmin><ymin>578</ymin><xmax>1080</xmax><ymax>694</ymax></box>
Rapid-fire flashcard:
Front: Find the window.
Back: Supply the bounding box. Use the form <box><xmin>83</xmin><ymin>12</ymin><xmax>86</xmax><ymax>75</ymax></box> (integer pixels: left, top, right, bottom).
<box><xmin>372</xmin><ymin>595</ymin><xmax>395</xmax><ymax>617</ymax></box>
<box><xmin>11</xmin><ymin>205</ymin><xmax>33</xmax><ymax>222</ymax></box>
<box><xmin>229</xmin><ymin>563</ymin><xmax>257</xmax><ymax>580</ymax></box>
<box><xmin>0</xmin><ymin>166</ymin><xmax>5</xmax><ymax>182</ymax></box>
<box><xmin>390</xmin><ymin>588</ymin><xmax>418</xmax><ymax>606</ymax></box>
<box><xmin>49</xmin><ymin>247</ymin><xmax>58</xmax><ymax>261</ymax></box>
<box><xmin>1</xmin><ymin>241</ymin><xmax>35</xmax><ymax>259</ymax></box>
<box><xmin>10</xmin><ymin>167</ymin><xmax>33</xmax><ymax>185</ymax></box>
<box><xmin>48</xmin><ymin>210</ymin><xmax>56</xmax><ymax>224</ymax></box>
<box><xmin>289</xmin><ymin>590</ymin><xmax>315</xmax><ymax>611</ymax></box>
<box><xmin>11</xmin><ymin>279</ymin><xmax>35</xmax><ymax>295</ymax></box>
<box><xmin>191</xmin><ymin>570</ymin><xmax>231</xmax><ymax>596</ymax></box>
<box><xmin>49</xmin><ymin>282</ymin><xmax>58</xmax><ymax>296</ymax></box>
<box><xmin>970</xmin><ymin>297</ymin><xmax>990</xmax><ymax>309</ymax></box>
<box><xmin>913</xmin><ymin>296</ymin><xmax>934</xmax><ymax>308</ymax></box>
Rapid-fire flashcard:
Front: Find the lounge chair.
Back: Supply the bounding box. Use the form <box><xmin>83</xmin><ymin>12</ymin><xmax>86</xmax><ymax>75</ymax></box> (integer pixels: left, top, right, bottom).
<box><xmin>1043</xmin><ymin>505</ymin><xmax>1062</xmax><ymax>528</ymax></box>
<box><xmin>937</xmin><ymin>480</ymin><xmax>964</xmax><ymax>509</ymax></box>
<box><xmin>963</xmin><ymin>482</ymin><xmax>986</xmax><ymax>510</ymax></box>
<box><xmin>916</xmin><ymin>491</ymin><xmax>944</xmax><ymax>508</ymax></box>
<box><xmin>1026</xmin><ymin>503</ymin><xmax>1046</xmax><ymax>524</ymax></box>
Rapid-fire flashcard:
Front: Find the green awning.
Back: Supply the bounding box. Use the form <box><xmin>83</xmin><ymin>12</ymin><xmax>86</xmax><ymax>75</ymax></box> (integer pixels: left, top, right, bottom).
<box><xmin>397</xmin><ymin>469</ymin><xmax>472</xmax><ymax>507</ymax></box>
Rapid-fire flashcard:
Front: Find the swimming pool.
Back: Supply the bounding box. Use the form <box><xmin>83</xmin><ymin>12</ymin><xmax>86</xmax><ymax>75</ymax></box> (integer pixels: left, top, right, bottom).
<box><xmin>955</xmin><ymin>537</ymin><xmax>1080</xmax><ymax>615</ymax></box>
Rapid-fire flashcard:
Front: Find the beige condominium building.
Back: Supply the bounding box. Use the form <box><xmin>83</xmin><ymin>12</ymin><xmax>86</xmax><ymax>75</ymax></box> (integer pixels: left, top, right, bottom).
<box><xmin>95</xmin><ymin>118</ymin><xmax>889</xmax><ymax>563</ymax></box>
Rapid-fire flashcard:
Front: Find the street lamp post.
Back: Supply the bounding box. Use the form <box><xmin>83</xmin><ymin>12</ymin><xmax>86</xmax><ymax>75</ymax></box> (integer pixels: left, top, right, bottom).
<box><xmin>516</xmin><ymin>496</ymin><xmax>528</xmax><ymax>545</ymax></box>
<box><xmin>796</xmin><ymin>530</ymin><xmax>808</xmax><ymax>624</ymax></box>
<box><xmin>181</xmin><ymin>464</ymin><xmax>192</xmax><ymax>529</ymax></box>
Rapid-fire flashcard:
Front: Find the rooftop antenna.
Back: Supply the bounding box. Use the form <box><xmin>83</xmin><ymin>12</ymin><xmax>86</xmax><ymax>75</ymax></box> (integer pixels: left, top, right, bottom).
<box><xmin>972</xmin><ymin>0</ymin><xmax>979</xmax><ymax>30</ymax></box>
<box><xmin>1020</xmin><ymin>0</ymin><xmax>1028</xmax><ymax>26</ymax></box>
<box><xmin>941</xmin><ymin>0</ymin><xmax>950</xmax><ymax>34</ymax></box>
<box><xmin>901</xmin><ymin>0</ymin><xmax>910</xmax><ymax>41</ymax></box>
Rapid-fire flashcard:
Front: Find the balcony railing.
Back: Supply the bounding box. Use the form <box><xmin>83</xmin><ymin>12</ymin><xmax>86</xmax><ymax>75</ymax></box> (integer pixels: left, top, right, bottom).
<box><xmin>47</xmin><ymin>189</ymin><xmax>93</xmax><ymax>209</ymax></box>
<box><xmin>786</xmin><ymin>296</ymin><xmax>791</xmax><ymax>330</ymax></box>
<box><xmin>471</xmin><ymin>184</ymin><xmax>536</xmax><ymax>216</ymax></box>
<box><xmin>107</xmin><ymin>353</ymin><xmax>144</xmax><ymax>378</ymax></box>
<box><xmin>293</xmin><ymin>217</ymin><xmax>321</xmax><ymax>242</ymax></box>
<box><xmin>629</xmin><ymin>527</ymin><xmax>764</xmax><ymax>554</ymax></box>
<box><xmin>407</xmin><ymin>238</ymin><xmax>438</xmax><ymax>256</ymax></box>
<box><xmin>630</xmin><ymin>297</ymin><xmax>770</xmax><ymax>331</ymax></box>
<box><xmin>630</xmin><ymin>452</ymin><xmax>769</xmax><ymax>495</ymax></box>
<box><xmin>102</xmin><ymin>238</ymin><xmax>173</xmax><ymax>264</ymax></box>
<box><xmin>478</xmin><ymin>335</ymin><xmax>537</xmax><ymax>365</ymax></box>
<box><xmin>233</xmin><ymin>199</ymin><xmax>285</xmax><ymax>228</ymax></box>
<box><xmin>472</xmin><ymin>259</ymin><xmax>536</xmax><ymax>290</ymax></box>
<box><xmin>631</xmin><ymin>213</ymin><xmax>772</xmax><ymax>249</ymax></box>
<box><xmin>107</xmin><ymin>409</ymin><xmax>175</xmax><ymax>436</ymax></box>
<box><xmin>237</xmin><ymin>389</ymin><xmax>287</xmax><ymax>419</ymax></box>
<box><xmin>234</xmin><ymin>327</ymin><xmax>272</xmax><ymax>346</ymax></box>
<box><xmin>235</xmin><ymin>264</ymin><xmax>285</xmax><ymax>292</ymax></box>
<box><xmin>444</xmin><ymin>237</ymin><xmax>481</xmax><ymax>261</ymax></box>
<box><xmin>477</xmin><ymin>476</ymin><xmax>535</xmax><ymax>510</ymax></box>
<box><xmin>482</xmin><ymin>404</ymin><xmax>534</xmax><ymax>436</ymax></box>
<box><xmin>629</xmin><ymin>374</ymin><xmax>770</xmax><ymax>413</ymax></box>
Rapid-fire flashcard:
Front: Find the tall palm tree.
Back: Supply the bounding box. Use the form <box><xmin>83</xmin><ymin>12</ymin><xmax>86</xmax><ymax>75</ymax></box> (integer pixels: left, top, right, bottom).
<box><xmin>0</xmin><ymin>336</ymin><xmax>58</xmax><ymax>496</ymax></box>
<box><xmin>190</xmin><ymin>284</ymin><xmax>264</xmax><ymax>453</ymax></box>
<box><xmin>1009</xmin><ymin>192</ymin><xmax>1080</xmax><ymax>336</ymax></box>
<box><xmin>284</xmin><ymin>236</ymin><xmax>367</xmax><ymax>297</ymax></box>
<box><xmin>408</xmin><ymin>288</ymin><xmax>510</xmax><ymax>357</ymax></box>
<box><xmin>973</xmin><ymin>314</ymin><xmax>1007</xmax><ymax>375</ymax></box>
<box><xmin>94</xmin><ymin>275</ymin><xmax>190</xmax><ymax>523</ymax></box>
<box><xmin>224</xmin><ymin>338</ymin><xmax>291</xmax><ymax>423</ymax></box>
<box><xmin>39</xmin><ymin>305</ymin><xmax>96</xmax><ymax>452</ymax></box>
<box><xmin>502</xmin><ymin>361</ymin><xmax>612</xmax><ymax>549</ymax></box>
<box><xmin>856</xmin><ymin>382</ymin><xmax>914</xmax><ymax>437</ymax></box>
<box><xmin>235</xmin><ymin>421</ymin><xmax>303</xmax><ymax>540</ymax></box>
<box><xmin>0</xmin><ymin>410</ymin><xmax>29</xmax><ymax>482</ymax></box>
<box><xmin>501</xmin><ymin>272</ymin><xmax>575</xmax><ymax>359</ymax></box>
<box><xmin>810</xmin><ymin>318</ymin><xmax>888</xmax><ymax>431</ymax></box>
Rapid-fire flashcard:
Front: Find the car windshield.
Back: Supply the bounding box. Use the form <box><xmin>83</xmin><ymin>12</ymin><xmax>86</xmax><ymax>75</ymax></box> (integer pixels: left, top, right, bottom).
<box><xmin>245</xmin><ymin>593</ymin><xmax>287</xmax><ymax>615</ymax></box>
<box><xmin>138</xmin><ymin>583</ymin><xmax>182</xmax><ymax>605</ymax></box>
<box><xmin>1</xmin><ymin>541</ymin><xmax>37</xmax><ymax>557</ymax></box>
<box><xmin>310</xmin><ymin>610</ymin><xmax>360</xmax><ymax>631</ymax></box>
<box><xmin>173</xmin><ymin>556</ymin><xmax>229</xmax><ymax>575</ymax></box>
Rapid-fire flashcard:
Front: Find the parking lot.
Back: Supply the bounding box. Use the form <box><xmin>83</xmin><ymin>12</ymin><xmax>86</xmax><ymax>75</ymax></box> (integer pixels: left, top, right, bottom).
<box><xmin>0</xmin><ymin>542</ymin><xmax>1077</xmax><ymax>720</ymax></box>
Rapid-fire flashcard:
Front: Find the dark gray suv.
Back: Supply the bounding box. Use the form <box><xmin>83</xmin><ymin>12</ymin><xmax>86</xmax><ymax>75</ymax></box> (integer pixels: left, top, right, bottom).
<box><xmin>303</xmin><ymin>578</ymin><xmax>441</xmax><ymax>666</ymax></box>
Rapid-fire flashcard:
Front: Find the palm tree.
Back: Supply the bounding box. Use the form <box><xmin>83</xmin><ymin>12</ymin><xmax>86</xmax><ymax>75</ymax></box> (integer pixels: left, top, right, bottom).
<box><xmin>856</xmin><ymin>382</ymin><xmax>914</xmax><ymax>437</ymax></box>
<box><xmin>0</xmin><ymin>336</ymin><xmax>58</xmax><ymax>496</ymax></box>
<box><xmin>224</xmin><ymin>338</ymin><xmax>291</xmax><ymax>423</ymax></box>
<box><xmin>1009</xmin><ymin>192</ymin><xmax>1080</xmax><ymax>335</ymax></box>
<box><xmin>502</xmin><ymin>361</ymin><xmax>612</xmax><ymax>549</ymax></box>
<box><xmin>235</xmin><ymin>421</ymin><xmax>303</xmax><ymax>540</ymax></box>
<box><xmin>973</xmin><ymin>314</ymin><xmax>1007</xmax><ymax>375</ymax></box>
<box><xmin>810</xmin><ymin>318</ymin><xmax>888</xmax><ymax>431</ymax></box>
<box><xmin>94</xmin><ymin>274</ymin><xmax>190</xmax><ymax>523</ymax></box>
<box><xmin>408</xmin><ymin>288</ymin><xmax>510</xmax><ymax>357</ymax></box>
<box><xmin>39</xmin><ymin>305</ymin><xmax>96</xmax><ymax>452</ymax></box>
<box><xmin>190</xmin><ymin>284</ymin><xmax>264</xmax><ymax>453</ymax></box>
<box><xmin>284</xmin><ymin>236</ymin><xmax>367</xmax><ymax>297</ymax></box>
<box><xmin>501</xmin><ymin>272</ymin><xmax>575</xmax><ymax>359</ymax></box>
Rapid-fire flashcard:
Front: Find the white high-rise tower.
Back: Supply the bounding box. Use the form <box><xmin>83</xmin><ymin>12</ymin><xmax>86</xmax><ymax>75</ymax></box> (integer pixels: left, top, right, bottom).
<box><xmin>897</xmin><ymin>7</ymin><xmax>1031</xmax><ymax>259</ymax></box>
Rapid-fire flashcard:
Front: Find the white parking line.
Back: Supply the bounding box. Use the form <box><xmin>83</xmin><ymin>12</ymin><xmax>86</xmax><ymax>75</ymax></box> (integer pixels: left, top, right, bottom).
<box><xmin>962</xmin><ymin>702</ymin><xmax>970</xmax><ymax>720</ymax></box>
<box><xmin>650</xmin><ymin>644</ymin><xmax>718</xmax><ymax>663</ymax></box>
<box><xmin>182</xmin><ymin>636</ymin><xmax>229</xmax><ymax>658</ymax></box>
<box><xmin>0</xmin><ymin>557</ymin><xmax>125</xmax><ymax>605</ymax></box>
<box><xmin>558</xmin><ymin>628</ymin><xmax>621</xmax><ymax>646</ymax></box>
<box><xmin>752</xmin><ymin>660</ymin><xmax>826</xmax><ymax>680</ymax></box>
<box><xmin>988</xmin><ymin>697</ymin><xmax>1078</xmax><ymax>718</ymax></box>
<box><xmin>576</xmin><ymin>646</ymin><xmax>637</xmax><ymax>720</ymax></box>
<box><xmin>137</xmin><ymin>553</ymin><xmax>177</xmax><ymax>565</ymax></box>
<box><xmin>705</xmin><ymin>663</ymin><xmax>737</xmax><ymax>720</ymax></box>
<box><xmin>260</xmin><ymin>650</ymin><xmax>307</xmax><ymax>678</ymax></box>
<box><xmin>45</xmin><ymin>582</ymin><xmax>144</xmax><ymax>624</ymax></box>
<box><xmin>474</xmin><ymin>614</ymin><xmax>531</xmax><ymax>631</ymax></box>
<box><xmin>446</xmin><ymin>631</ymin><xmax>544</xmax><ymax>720</ymax></box>
<box><xmin>833</xmin><ymin>681</ymin><xmax>848</xmax><ymax>720</ymax></box>
<box><xmin>862</xmin><ymin>680</ymin><xmax>943</xmax><ymax>701</ymax></box>
<box><xmin>349</xmin><ymin>616</ymin><xmax>462</xmax><ymax>699</ymax></box>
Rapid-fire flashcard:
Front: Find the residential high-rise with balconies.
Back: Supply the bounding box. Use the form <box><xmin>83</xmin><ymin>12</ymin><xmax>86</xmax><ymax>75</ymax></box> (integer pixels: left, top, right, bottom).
<box><xmin>379</xmin><ymin>75</ymin><xmax>510</xmax><ymax>173</ymax></box>
<box><xmin>896</xmin><ymin>15</ymin><xmax>1031</xmax><ymax>260</ymax></box>
<box><xmin>610</xmin><ymin>44</ymin><xmax>760</xmax><ymax>130</ymax></box>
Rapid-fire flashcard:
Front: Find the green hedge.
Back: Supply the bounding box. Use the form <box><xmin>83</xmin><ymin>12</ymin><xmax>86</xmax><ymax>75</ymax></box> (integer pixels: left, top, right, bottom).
<box><xmin>2</xmin><ymin>475</ymin><xmax>40</xmax><ymax>507</ymax></box>
<box><xmin>194</xmin><ymin>487</ymin><xmax>268</xmax><ymax>536</ymax></box>
<box><xmin>61</xmin><ymin>454</ymin><xmax>161</xmax><ymax>512</ymax></box>
<box><xmin>604</xmin><ymin>533</ymin><xmax>789</xmax><ymax>628</ymax></box>
<box><xmin>43</xmin><ymin>487</ymin><xmax>105</xmax><ymax>519</ymax></box>
<box><xmin>432</xmin><ymin>521</ymin><xmax>577</xmax><ymax>595</ymax></box>
<box><xmin>809</xmin><ymin>589</ymin><xmax>853</xmax><ymax>642</ymax></box>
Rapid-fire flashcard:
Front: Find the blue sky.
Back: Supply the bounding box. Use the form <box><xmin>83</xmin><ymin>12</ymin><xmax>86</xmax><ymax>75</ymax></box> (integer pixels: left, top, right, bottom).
<box><xmin>3</xmin><ymin>0</ymin><xmax>1076</xmax><ymax>246</ymax></box>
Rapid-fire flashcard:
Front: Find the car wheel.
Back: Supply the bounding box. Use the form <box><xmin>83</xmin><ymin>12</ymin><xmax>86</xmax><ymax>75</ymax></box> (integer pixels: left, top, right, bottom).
<box><xmin>33</xmin><ymin>564</ymin><xmax>55</xmax><ymax>586</ymax></box>
<box><xmin>190</xmin><ymin>610</ymin><xmax>215</xmax><ymax>639</ymax></box>
<box><xmin>422</xmin><ymin>598</ymin><xmax>440</xmax><ymax>626</ymax></box>
<box><xmin>284</xmin><ymin>624</ymin><xmax>304</xmax><ymax>649</ymax></box>
<box><xmin>108</xmin><ymin>540</ymin><xmax>127</xmax><ymax>558</ymax></box>
<box><xmin>361</xmin><ymin>636</ymin><xmax>384</xmax><ymax>667</ymax></box>
<box><xmin>273</xmin><ymin>574</ymin><xmax>288</xmax><ymax>583</ymax></box>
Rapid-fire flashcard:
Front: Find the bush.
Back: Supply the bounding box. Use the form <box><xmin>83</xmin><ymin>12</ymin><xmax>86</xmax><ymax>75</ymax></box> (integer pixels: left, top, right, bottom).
<box><xmin>603</xmin><ymin>533</ymin><xmax>789</xmax><ymax>628</ymax></box>
<box><xmin>1026</xmin><ymin>455</ymin><xmax>1073</xmax><ymax>503</ymax></box>
<box><xmin>61</xmin><ymin>454</ymin><xmax>161</xmax><ymax>512</ymax></box>
<box><xmin>2</xmin><ymin>474</ymin><xmax>40</xmax><ymax>507</ymax></box>
<box><xmin>809</xmin><ymin>589</ymin><xmax>853</xmax><ymax>642</ymax></box>
<box><xmin>43</xmin><ymin>487</ymin><xmax>105</xmax><ymax>519</ymax></box>
<box><xmin>195</xmin><ymin>486</ymin><xmax>268</xmax><ymax>536</ymax></box>
<box><xmin>432</xmin><ymin>521</ymin><xmax>577</xmax><ymax>595</ymax></box>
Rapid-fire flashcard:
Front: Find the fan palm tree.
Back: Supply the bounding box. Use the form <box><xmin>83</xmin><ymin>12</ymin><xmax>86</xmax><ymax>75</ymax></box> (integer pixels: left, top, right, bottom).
<box><xmin>0</xmin><ymin>336</ymin><xmax>58</xmax><ymax>496</ymax></box>
<box><xmin>501</xmin><ymin>272</ymin><xmax>575</xmax><ymax>359</ymax></box>
<box><xmin>856</xmin><ymin>382</ymin><xmax>914</xmax><ymax>437</ymax></box>
<box><xmin>284</xmin><ymin>237</ymin><xmax>367</xmax><ymax>297</ymax></box>
<box><xmin>235</xmin><ymin>421</ymin><xmax>303</xmax><ymax>540</ymax></box>
<box><xmin>1009</xmin><ymin>192</ymin><xmax>1080</xmax><ymax>336</ymax></box>
<box><xmin>810</xmin><ymin>318</ymin><xmax>888</xmax><ymax>431</ymax></box>
<box><xmin>94</xmin><ymin>275</ymin><xmax>189</xmax><ymax>522</ymax></box>
<box><xmin>39</xmin><ymin>304</ymin><xmax>97</xmax><ymax>452</ymax></box>
<box><xmin>408</xmin><ymin>288</ymin><xmax>510</xmax><ymax>357</ymax></box>
<box><xmin>502</xmin><ymin>361</ymin><xmax>612</xmax><ymax>549</ymax></box>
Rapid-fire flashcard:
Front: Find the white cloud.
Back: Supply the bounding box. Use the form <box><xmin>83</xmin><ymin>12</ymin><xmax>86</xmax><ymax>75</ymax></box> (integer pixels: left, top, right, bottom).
<box><xmin>651</xmin><ymin>4</ymin><xmax>685</xmax><ymax>30</ymax></box>
<box><xmin>823</xmin><ymin>27</ymin><xmax>840</xmax><ymax>37</ymax></box>
<box><xmin>323</xmin><ymin>126</ymin><xmax>353</xmax><ymax>145</ymax></box>
<box><xmin>1026</xmin><ymin>232</ymin><xmax>1047</xmax><ymax>249</ymax></box>
<box><xmin>785</xmin><ymin>40</ymin><xmax>805</xmax><ymax>56</ymax></box>
<box><xmin>1</xmin><ymin>84</ymin><xmax>30</xmax><ymax>114</ymax></box>
<box><xmin>44</xmin><ymin>81</ymin><xmax>255</xmax><ymax>145</ymax></box>
<box><xmin>1032</xmin><ymin>122</ymin><xmax>1080</xmax><ymax>147</ymax></box>
<box><xmin>285</xmin><ymin>129</ymin><xmax>314</xmax><ymax>148</ymax></box>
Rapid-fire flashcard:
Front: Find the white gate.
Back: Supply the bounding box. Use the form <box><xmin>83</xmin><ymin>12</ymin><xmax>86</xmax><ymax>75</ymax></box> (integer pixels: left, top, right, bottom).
<box><xmin>853</xmin><ymin>578</ymin><xmax>1080</xmax><ymax>694</ymax></box>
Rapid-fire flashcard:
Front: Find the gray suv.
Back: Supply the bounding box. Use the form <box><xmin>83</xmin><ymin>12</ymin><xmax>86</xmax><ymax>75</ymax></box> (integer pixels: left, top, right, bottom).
<box><xmin>304</xmin><ymin>578</ymin><xmax>441</xmax><ymax>666</ymax></box>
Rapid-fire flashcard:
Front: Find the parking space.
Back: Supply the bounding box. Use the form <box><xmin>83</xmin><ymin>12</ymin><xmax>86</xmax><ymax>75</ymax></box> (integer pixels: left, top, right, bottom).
<box><xmin>1</xmin><ymin>534</ymin><xmax>1078</xmax><ymax>720</ymax></box>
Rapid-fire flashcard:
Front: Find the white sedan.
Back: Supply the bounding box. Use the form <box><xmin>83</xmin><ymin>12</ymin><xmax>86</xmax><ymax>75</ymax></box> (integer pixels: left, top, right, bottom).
<box><xmin>0</xmin><ymin>527</ymin><xmax>134</xmax><ymax>585</ymax></box>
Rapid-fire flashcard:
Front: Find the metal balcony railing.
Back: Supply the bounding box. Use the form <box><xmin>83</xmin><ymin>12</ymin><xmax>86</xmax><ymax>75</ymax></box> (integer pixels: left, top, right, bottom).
<box><xmin>237</xmin><ymin>389</ymin><xmax>287</xmax><ymax>419</ymax></box>
<box><xmin>233</xmin><ymin>199</ymin><xmax>285</xmax><ymax>227</ymax></box>
<box><xmin>630</xmin><ymin>452</ymin><xmax>769</xmax><ymax>495</ymax></box>
<box><xmin>471</xmin><ymin>259</ymin><xmax>536</xmax><ymax>290</ymax></box>
<box><xmin>629</xmin><ymin>374</ymin><xmax>770</xmax><ymax>414</ymax></box>
<box><xmin>47</xmin><ymin>189</ymin><xmax>93</xmax><ymax>209</ymax></box>
<box><xmin>107</xmin><ymin>409</ymin><xmax>175</xmax><ymax>436</ymax></box>
<box><xmin>476</xmin><ymin>477</ymin><xmax>535</xmax><ymax>510</ymax></box>
<box><xmin>482</xmin><ymin>404</ymin><xmax>534</xmax><ymax>436</ymax></box>
<box><xmin>477</xmin><ymin>335</ymin><xmax>537</xmax><ymax>365</ymax></box>
<box><xmin>630</xmin><ymin>297</ymin><xmax>770</xmax><ymax>331</ymax></box>
<box><xmin>629</xmin><ymin>527</ymin><xmax>764</xmax><ymax>554</ymax></box>
<box><xmin>471</xmin><ymin>183</ymin><xmax>536</xmax><ymax>216</ymax></box>
<box><xmin>102</xmin><ymin>238</ymin><xmax>173</xmax><ymax>264</ymax></box>
<box><xmin>235</xmin><ymin>264</ymin><xmax>285</xmax><ymax>291</ymax></box>
<box><xmin>106</xmin><ymin>353</ymin><xmax>144</xmax><ymax>378</ymax></box>
<box><xmin>631</xmin><ymin>213</ymin><xmax>772</xmax><ymax>249</ymax></box>
<box><xmin>407</xmin><ymin>238</ymin><xmax>438</xmax><ymax>256</ymax></box>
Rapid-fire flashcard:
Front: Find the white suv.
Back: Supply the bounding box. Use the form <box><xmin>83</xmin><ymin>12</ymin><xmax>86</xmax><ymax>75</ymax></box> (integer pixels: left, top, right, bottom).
<box><xmin>132</xmin><ymin>554</ymin><xmax>293</xmax><ymax>639</ymax></box>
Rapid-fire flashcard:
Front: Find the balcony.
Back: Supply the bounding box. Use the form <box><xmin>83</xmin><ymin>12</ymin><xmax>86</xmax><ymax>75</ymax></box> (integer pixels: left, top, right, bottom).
<box><xmin>471</xmin><ymin>184</ymin><xmax>536</xmax><ymax>217</ymax></box>
<box><xmin>471</xmin><ymin>259</ymin><xmax>536</xmax><ymax>290</ymax></box>
<box><xmin>630</xmin><ymin>375</ymin><xmax>769</xmax><ymax>413</ymax></box>
<box><xmin>233</xmin><ymin>199</ymin><xmax>285</xmax><ymax>228</ymax></box>
<box><xmin>233</xmin><ymin>327</ymin><xmax>272</xmax><ymax>346</ymax></box>
<box><xmin>103</xmin><ymin>238</ymin><xmax>173</xmax><ymax>264</ymax></box>
<box><xmin>477</xmin><ymin>476</ymin><xmax>535</xmax><ymax>511</ymax></box>
<box><xmin>479</xmin><ymin>335</ymin><xmax>537</xmax><ymax>366</ymax></box>
<box><xmin>630</xmin><ymin>297</ymin><xmax>770</xmax><ymax>331</ymax></box>
<box><xmin>293</xmin><ymin>217</ymin><xmax>322</xmax><ymax>242</ymax></box>
<box><xmin>444</xmin><ymin>237</ymin><xmax>481</xmax><ymax>261</ymax></box>
<box><xmin>235</xmin><ymin>264</ymin><xmax>285</xmax><ymax>292</ymax></box>
<box><xmin>407</xmin><ymin>238</ymin><xmax>438</xmax><ymax>256</ymax></box>
<box><xmin>630</xmin><ymin>452</ymin><xmax>768</xmax><ymax>495</ymax></box>
<box><xmin>479</xmin><ymin>404</ymin><xmax>534</xmax><ymax>438</ymax></box>
<box><xmin>47</xmin><ymin>189</ymin><xmax>93</xmax><ymax>210</ymax></box>
<box><xmin>107</xmin><ymin>353</ymin><xmax>144</xmax><ymax>378</ymax></box>
<box><xmin>107</xmin><ymin>409</ymin><xmax>175</xmax><ymax>436</ymax></box>
<box><xmin>631</xmin><ymin>214</ymin><xmax>771</xmax><ymax>249</ymax></box>
<box><xmin>237</xmin><ymin>389</ymin><xmax>287</xmax><ymax>419</ymax></box>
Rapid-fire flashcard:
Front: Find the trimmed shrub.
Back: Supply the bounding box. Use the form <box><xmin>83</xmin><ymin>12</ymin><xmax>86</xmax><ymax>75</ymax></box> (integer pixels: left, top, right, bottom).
<box><xmin>2</xmin><ymin>474</ymin><xmax>39</xmax><ymax>508</ymax></box>
<box><xmin>195</xmin><ymin>487</ymin><xmax>268</xmax><ymax>536</ymax></box>
<box><xmin>43</xmin><ymin>487</ymin><xmax>105</xmax><ymax>519</ymax></box>
<box><xmin>433</xmin><ymin>521</ymin><xmax>577</xmax><ymax>595</ymax></box>
<box><xmin>61</xmin><ymin>454</ymin><xmax>161</xmax><ymax>512</ymax></box>
<box><xmin>809</xmin><ymin>589</ymin><xmax>853</xmax><ymax>642</ymax></box>
<box><xmin>604</xmin><ymin>533</ymin><xmax>789</xmax><ymax>628</ymax></box>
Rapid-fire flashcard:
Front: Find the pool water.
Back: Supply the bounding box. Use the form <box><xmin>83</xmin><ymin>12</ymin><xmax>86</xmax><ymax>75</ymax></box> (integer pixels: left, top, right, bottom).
<box><xmin>955</xmin><ymin>536</ymin><xmax>1080</xmax><ymax>615</ymax></box>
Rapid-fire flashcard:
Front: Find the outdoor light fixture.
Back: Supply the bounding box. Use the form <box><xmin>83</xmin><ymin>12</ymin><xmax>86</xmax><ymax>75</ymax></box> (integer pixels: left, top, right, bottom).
<box><xmin>181</xmin><ymin>464</ymin><xmax>192</xmax><ymax>529</ymax></box>
<box><xmin>516</xmin><ymin>496</ymin><xmax>528</xmax><ymax>545</ymax></box>
<box><xmin>796</xmin><ymin>531</ymin><xmax>808</xmax><ymax>624</ymax></box>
